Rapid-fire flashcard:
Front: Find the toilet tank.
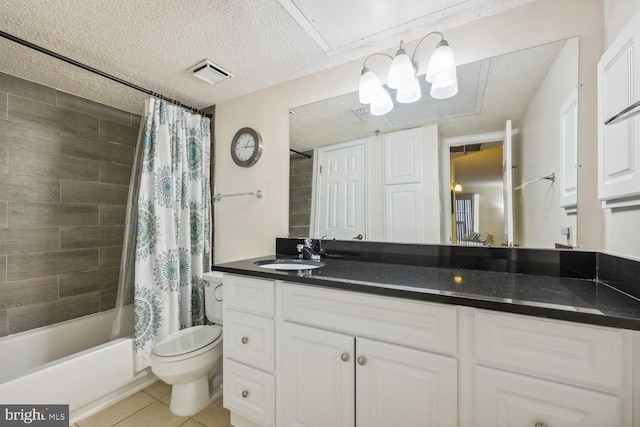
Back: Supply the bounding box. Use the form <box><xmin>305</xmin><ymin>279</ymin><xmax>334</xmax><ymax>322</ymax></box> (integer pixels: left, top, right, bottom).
<box><xmin>202</xmin><ymin>271</ymin><xmax>224</xmax><ymax>325</ymax></box>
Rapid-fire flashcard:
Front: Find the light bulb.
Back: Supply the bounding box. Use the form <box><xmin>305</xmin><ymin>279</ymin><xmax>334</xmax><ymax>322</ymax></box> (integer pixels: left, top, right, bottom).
<box><xmin>430</xmin><ymin>77</ymin><xmax>458</xmax><ymax>99</ymax></box>
<box><xmin>359</xmin><ymin>68</ymin><xmax>384</xmax><ymax>104</ymax></box>
<box><xmin>396</xmin><ymin>76</ymin><xmax>421</xmax><ymax>103</ymax></box>
<box><xmin>426</xmin><ymin>41</ymin><xmax>457</xmax><ymax>84</ymax></box>
<box><xmin>387</xmin><ymin>43</ymin><xmax>416</xmax><ymax>90</ymax></box>
<box><xmin>370</xmin><ymin>89</ymin><xmax>393</xmax><ymax>116</ymax></box>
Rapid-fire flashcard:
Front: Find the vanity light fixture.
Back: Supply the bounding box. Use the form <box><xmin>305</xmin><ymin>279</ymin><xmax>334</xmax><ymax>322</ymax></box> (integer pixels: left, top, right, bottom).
<box><xmin>358</xmin><ymin>32</ymin><xmax>458</xmax><ymax>116</ymax></box>
<box><xmin>454</xmin><ymin>182</ymin><xmax>462</xmax><ymax>192</ymax></box>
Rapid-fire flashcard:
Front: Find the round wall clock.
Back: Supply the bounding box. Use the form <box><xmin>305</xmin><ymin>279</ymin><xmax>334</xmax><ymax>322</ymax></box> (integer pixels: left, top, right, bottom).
<box><xmin>230</xmin><ymin>127</ymin><xmax>263</xmax><ymax>167</ymax></box>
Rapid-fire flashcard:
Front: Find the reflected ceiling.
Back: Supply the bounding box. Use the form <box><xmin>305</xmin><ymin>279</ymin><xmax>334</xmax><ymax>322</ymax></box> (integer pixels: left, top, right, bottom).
<box><xmin>290</xmin><ymin>39</ymin><xmax>566</xmax><ymax>152</ymax></box>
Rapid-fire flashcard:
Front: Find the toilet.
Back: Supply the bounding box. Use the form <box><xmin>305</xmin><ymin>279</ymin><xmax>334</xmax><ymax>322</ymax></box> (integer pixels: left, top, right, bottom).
<box><xmin>150</xmin><ymin>271</ymin><xmax>224</xmax><ymax>416</ymax></box>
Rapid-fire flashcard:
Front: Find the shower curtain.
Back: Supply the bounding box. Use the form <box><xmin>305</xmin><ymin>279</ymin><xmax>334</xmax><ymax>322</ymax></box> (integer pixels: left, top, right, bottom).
<box><xmin>112</xmin><ymin>98</ymin><xmax>212</xmax><ymax>371</ymax></box>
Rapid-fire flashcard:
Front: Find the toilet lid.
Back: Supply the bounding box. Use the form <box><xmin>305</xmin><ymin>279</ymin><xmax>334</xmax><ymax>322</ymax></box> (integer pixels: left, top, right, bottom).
<box><xmin>153</xmin><ymin>325</ymin><xmax>222</xmax><ymax>357</ymax></box>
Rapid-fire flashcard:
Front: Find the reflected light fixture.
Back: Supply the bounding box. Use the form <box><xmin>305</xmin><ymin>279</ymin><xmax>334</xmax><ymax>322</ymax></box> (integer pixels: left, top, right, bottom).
<box><xmin>454</xmin><ymin>182</ymin><xmax>462</xmax><ymax>192</ymax></box>
<box><xmin>358</xmin><ymin>31</ymin><xmax>458</xmax><ymax>116</ymax></box>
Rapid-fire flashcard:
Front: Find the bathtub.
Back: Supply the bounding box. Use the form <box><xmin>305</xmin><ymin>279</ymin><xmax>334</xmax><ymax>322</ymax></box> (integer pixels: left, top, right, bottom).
<box><xmin>0</xmin><ymin>308</ymin><xmax>156</xmax><ymax>425</ymax></box>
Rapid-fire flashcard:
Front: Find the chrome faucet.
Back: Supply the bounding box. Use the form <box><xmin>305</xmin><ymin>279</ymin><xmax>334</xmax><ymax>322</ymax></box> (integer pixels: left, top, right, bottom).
<box><xmin>297</xmin><ymin>237</ymin><xmax>321</xmax><ymax>261</ymax></box>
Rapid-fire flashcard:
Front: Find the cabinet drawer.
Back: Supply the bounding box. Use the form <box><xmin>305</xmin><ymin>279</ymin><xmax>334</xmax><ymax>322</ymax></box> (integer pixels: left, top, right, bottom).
<box><xmin>224</xmin><ymin>309</ymin><xmax>274</xmax><ymax>371</ymax></box>
<box><xmin>475</xmin><ymin>366</ymin><xmax>622</xmax><ymax>427</ymax></box>
<box><xmin>475</xmin><ymin>310</ymin><xmax>624</xmax><ymax>391</ymax></box>
<box><xmin>224</xmin><ymin>274</ymin><xmax>275</xmax><ymax>316</ymax></box>
<box><xmin>283</xmin><ymin>283</ymin><xmax>457</xmax><ymax>355</ymax></box>
<box><xmin>223</xmin><ymin>359</ymin><xmax>275</xmax><ymax>427</ymax></box>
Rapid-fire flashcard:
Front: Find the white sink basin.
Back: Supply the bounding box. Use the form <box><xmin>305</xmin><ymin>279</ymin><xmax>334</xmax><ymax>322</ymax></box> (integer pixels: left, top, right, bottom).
<box><xmin>254</xmin><ymin>259</ymin><xmax>325</xmax><ymax>271</ymax></box>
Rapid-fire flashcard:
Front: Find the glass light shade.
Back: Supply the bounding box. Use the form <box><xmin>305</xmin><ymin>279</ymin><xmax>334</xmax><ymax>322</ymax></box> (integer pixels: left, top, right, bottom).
<box><xmin>430</xmin><ymin>77</ymin><xmax>458</xmax><ymax>99</ymax></box>
<box><xmin>396</xmin><ymin>76</ymin><xmax>421</xmax><ymax>103</ymax></box>
<box><xmin>387</xmin><ymin>51</ymin><xmax>415</xmax><ymax>90</ymax></box>
<box><xmin>454</xmin><ymin>182</ymin><xmax>462</xmax><ymax>192</ymax></box>
<box><xmin>369</xmin><ymin>89</ymin><xmax>394</xmax><ymax>116</ymax></box>
<box><xmin>425</xmin><ymin>42</ymin><xmax>457</xmax><ymax>83</ymax></box>
<box><xmin>359</xmin><ymin>69</ymin><xmax>384</xmax><ymax>104</ymax></box>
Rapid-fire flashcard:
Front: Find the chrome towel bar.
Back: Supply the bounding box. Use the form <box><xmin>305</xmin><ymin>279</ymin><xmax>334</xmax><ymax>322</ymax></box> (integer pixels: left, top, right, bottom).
<box><xmin>604</xmin><ymin>99</ymin><xmax>640</xmax><ymax>125</ymax></box>
<box><xmin>514</xmin><ymin>173</ymin><xmax>556</xmax><ymax>190</ymax></box>
<box><xmin>213</xmin><ymin>190</ymin><xmax>263</xmax><ymax>201</ymax></box>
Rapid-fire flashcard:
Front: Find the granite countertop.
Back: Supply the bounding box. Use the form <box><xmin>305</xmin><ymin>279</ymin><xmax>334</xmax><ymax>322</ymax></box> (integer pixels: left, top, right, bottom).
<box><xmin>213</xmin><ymin>254</ymin><xmax>640</xmax><ymax>331</ymax></box>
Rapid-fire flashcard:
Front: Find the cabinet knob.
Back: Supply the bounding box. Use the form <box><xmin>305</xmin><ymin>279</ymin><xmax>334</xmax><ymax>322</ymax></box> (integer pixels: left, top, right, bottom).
<box><xmin>241</xmin><ymin>390</ymin><xmax>249</xmax><ymax>398</ymax></box>
<box><xmin>534</xmin><ymin>423</ymin><xmax>548</xmax><ymax>427</ymax></box>
<box><xmin>241</xmin><ymin>336</ymin><xmax>249</xmax><ymax>344</ymax></box>
<box><xmin>340</xmin><ymin>353</ymin><xmax>350</xmax><ymax>362</ymax></box>
<box><xmin>357</xmin><ymin>356</ymin><xmax>366</xmax><ymax>366</ymax></box>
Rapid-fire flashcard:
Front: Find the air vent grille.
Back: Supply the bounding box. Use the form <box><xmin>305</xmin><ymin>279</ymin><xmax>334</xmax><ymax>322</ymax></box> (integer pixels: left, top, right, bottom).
<box><xmin>352</xmin><ymin>107</ymin><xmax>373</xmax><ymax>120</ymax></box>
<box><xmin>191</xmin><ymin>60</ymin><xmax>233</xmax><ymax>85</ymax></box>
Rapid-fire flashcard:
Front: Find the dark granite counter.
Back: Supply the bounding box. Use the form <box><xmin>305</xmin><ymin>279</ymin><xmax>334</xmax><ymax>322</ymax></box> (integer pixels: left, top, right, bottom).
<box><xmin>213</xmin><ymin>253</ymin><xmax>640</xmax><ymax>331</ymax></box>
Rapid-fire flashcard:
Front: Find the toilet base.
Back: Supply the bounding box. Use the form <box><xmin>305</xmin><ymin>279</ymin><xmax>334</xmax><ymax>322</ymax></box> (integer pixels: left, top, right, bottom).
<box><xmin>168</xmin><ymin>372</ymin><xmax>223</xmax><ymax>417</ymax></box>
<box><xmin>170</xmin><ymin>375</ymin><xmax>210</xmax><ymax>416</ymax></box>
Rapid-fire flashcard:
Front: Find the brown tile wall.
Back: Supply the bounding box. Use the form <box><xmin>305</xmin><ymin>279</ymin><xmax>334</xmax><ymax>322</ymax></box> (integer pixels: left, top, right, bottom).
<box><xmin>0</xmin><ymin>72</ymin><xmax>139</xmax><ymax>336</ymax></box>
<box><xmin>289</xmin><ymin>155</ymin><xmax>313</xmax><ymax>238</ymax></box>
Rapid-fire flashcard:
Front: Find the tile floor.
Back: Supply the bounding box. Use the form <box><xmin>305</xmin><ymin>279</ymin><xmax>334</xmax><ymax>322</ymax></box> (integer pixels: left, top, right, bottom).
<box><xmin>74</xmin><ymin>380</ymin><xmax>230</xmax><ymax>427</ymax></box>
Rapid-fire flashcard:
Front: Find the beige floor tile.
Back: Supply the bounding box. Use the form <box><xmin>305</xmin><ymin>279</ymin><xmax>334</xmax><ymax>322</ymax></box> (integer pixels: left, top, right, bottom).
<box><xmin>142</xmin><ymin>380</ymin><xmax>172</xmax><ymax>399</ymax></box>
<box><xmin>113</xmin><ymin>401</ymin><xmax>188</xmax><ymax>427</ymax></box>
<box><xmin>179</xmin><ymin>420</ymin><xmax>207</xmax><ymax>427</ymax></box>
<box><xmin>192</xmin><ymin>398</ymin><xmax>231</xmax><ymax>427</ymax></box>
<box><xmin>77</xmin><ymin>391</ymin><xmax>155</xmax><ymax>427</ymax></box>
<box><xmin>160</xmin><ymin>392</ymin><xmax>172</xmax><ymax>406</ymax></box>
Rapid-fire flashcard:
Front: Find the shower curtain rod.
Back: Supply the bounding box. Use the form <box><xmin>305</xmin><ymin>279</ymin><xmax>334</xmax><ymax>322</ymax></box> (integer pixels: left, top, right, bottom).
<box><xmin>0</xmin><ymin>30</ymin><xmax>213</xmax><ymax>119</ymax></box>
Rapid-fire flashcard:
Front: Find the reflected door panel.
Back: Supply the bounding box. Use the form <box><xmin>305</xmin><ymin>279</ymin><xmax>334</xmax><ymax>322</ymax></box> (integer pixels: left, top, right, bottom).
<box><xmin>315</xmin><ymin>139</ymin><xmax>367</xmax><ymax>240</ymax></box>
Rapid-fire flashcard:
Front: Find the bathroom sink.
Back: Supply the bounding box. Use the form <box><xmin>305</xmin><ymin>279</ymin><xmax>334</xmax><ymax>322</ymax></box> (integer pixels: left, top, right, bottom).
<box><xmin>254</xmin><ymin>258</ymin><xmax>325</xmax><ymax>271</ymax></box>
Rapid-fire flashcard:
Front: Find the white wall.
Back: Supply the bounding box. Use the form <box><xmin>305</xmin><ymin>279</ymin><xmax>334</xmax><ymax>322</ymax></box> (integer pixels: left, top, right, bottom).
<box><xmin>214</xmin><ymin>0</ymin><xmax>605</xmax><ymax>263</ymax></box>
<box><xmin>603</xmin><ymin>0</ymin><xmax>640</xmax><ymax>260</ymax></box>
<box><xmin>516</xmin><ymin>37</ymin><xmax>579</xmax><ymax>248</ymax></box>
<box><xmin>463</xmin><ymin>184</ymin><xmax>505</xmax><ymax>245</ymax></box>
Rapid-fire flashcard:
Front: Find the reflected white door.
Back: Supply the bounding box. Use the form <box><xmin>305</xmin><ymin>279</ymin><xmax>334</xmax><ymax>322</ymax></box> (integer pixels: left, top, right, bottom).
<box><xmin>315</xmin><ymin>139</ymin><xmax>367</xmax><ymax>240</ymax></box>
<box><xmin>503</xmin><ymin>120</ymin><xmax>515</xmax><ymax>245</ymax></box>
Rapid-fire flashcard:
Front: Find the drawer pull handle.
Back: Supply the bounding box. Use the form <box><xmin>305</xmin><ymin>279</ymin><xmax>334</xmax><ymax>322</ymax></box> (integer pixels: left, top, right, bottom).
<box><xmin>535</xmin><ymin>423</ymin><xmax>548</xmax><ymax>427</ymax></box>
<box><xmin>357</xmin><ymin>356</ymin><xmax>366</xmax><ymax>366</ymax></box>
<box><xmin>241</xmin><ymin>336</ymin><xmax>249</xmax><ymax>344</ymax></box>
<box><xmin>241</xmin><ymin>390</ymin><xmax>249</xmax><ymax>398</ymax></box>
<box><xmin>340</xmin><ymin>353</ymin><xmax>350</xmax><ymax>362</ymax></box>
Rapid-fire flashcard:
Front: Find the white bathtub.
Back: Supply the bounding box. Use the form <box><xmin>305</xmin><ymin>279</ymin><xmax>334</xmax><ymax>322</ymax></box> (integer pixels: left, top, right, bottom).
<box><xmin>0</xmin><ymin>308</ymin><xmax>156</xmax><ymax>425</ymax></box>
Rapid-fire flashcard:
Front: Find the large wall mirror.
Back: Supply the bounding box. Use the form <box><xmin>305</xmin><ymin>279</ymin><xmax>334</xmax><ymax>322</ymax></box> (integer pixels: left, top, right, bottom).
<box><xmin>289</xmin><ymin>37</ymin><xmax>580</xmax><ymax>249</ymax></box>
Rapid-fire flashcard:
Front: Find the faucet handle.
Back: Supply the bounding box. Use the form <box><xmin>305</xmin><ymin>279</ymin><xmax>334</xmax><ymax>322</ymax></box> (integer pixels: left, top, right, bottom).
<box><xmin>303</xmin><ymin>237</ymin><xmax>313</xmax><ymax>247</ymax></box>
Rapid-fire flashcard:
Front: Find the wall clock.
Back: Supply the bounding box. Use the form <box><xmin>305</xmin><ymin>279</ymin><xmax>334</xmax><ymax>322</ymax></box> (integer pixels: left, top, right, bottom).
<box><xmin>231</xmin><ymin>127</ymin><xmax>263</xmax><ymax>167</ymax></box>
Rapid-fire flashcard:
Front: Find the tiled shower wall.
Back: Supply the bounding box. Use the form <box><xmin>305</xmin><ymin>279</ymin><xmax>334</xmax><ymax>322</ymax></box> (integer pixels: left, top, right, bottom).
<box><xmin>288</xmin><ymin>155</ymin><xmax>313</xmax><ymax>238</ymax></box>
<box><xmin>0</xmin><ymin>72</ymin><xmax>138</xmax><ymax>337</ymax></box>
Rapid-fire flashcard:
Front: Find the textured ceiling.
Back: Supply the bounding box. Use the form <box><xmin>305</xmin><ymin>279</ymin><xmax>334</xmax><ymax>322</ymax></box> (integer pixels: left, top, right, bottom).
<box><xmin>0</xmin><ymin>0</ymin><xmax>534</xmax><ymax>115</ymax></box>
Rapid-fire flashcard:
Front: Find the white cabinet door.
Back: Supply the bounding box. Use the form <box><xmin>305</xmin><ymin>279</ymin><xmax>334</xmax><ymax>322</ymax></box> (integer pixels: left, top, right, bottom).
<box><xmin>281</xmin><ymin>322</ymin><xmax>355</xmax><ymax>427</ymax></box>
<box><xmin>598</xmin><ymin>9</ymin><xmax>640</xmax><ymax>207</ymax></box>
<box><xmin>383</xmin><ymin>128</ymin><xmax>422</xmax><ymax>185</ymax></box>
<box><xmin>356</xmin><ymin>338</ymin><xmax>457</xmax><ymax>427</ymax></box>
<box><xmin>383</xmin><ymin>183</ymin><xmax>424</xmax><ymax>243</ymax></box>
<box><xmin>475</xmin><ymin>366</ymin><xmax>622</xmax><ymax>427</ymax></box>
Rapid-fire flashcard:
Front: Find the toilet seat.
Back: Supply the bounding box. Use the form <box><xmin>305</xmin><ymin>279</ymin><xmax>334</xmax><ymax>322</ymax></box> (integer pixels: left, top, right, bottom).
<box><xmin>152</xmin><ymin>325</ymin><xmax>222</xmax><ymax>361</ymax></box>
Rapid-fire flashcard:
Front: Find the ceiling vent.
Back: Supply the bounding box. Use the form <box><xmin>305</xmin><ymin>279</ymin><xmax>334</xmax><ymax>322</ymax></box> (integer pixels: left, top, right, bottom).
<box><xmin>352</xmin><ymin>107</ymin><xmax>373</xmax><ymax>120</ymax></box>
<box><xmin>190</xmin><ymin>60</ymin><xmax>233</xmax><ymax>85</ymax></box>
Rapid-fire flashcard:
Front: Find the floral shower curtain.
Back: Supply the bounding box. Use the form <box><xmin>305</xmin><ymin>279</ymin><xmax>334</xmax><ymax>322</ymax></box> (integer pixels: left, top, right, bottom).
<box><xmin>133</xmin><ymin>98</ymin><xmax>212</xmax><ymax>370</ymax></box>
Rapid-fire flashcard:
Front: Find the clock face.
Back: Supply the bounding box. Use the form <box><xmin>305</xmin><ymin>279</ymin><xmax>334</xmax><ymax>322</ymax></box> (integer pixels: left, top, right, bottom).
<box><xmin>234</xmin><ymin>133</ymin><xmax>255</xmax><ymax>161</ymax></box>
<box><xmin>231</xmin><ymin>127</ymin><xmax>263</xmax><ymax>167</ymax></box>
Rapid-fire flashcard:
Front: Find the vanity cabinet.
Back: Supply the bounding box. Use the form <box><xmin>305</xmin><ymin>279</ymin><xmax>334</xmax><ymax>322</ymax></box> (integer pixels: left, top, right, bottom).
<box><xmin>598</xmin><ymin>9</ymin><xmax>640</xmax><ymax>208</ymax></box>
<box><xmin>280</xmin><ymin>287</ymin><xmax>458</xmax><ymax>427</ymax></box>
<box><xmin>221</xmin><ymin>273</ymin><xmax>638</xmax><ymax>427</ymax></box>
<box><xmin>223</xmin><ymin>275</ymin><xmax>276</xmax><ymax>427</ymax></box>
<box><xmin>473</xmin><ymin>310</ymin><xmax>630</xmax><ymax>427</ymax></box>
